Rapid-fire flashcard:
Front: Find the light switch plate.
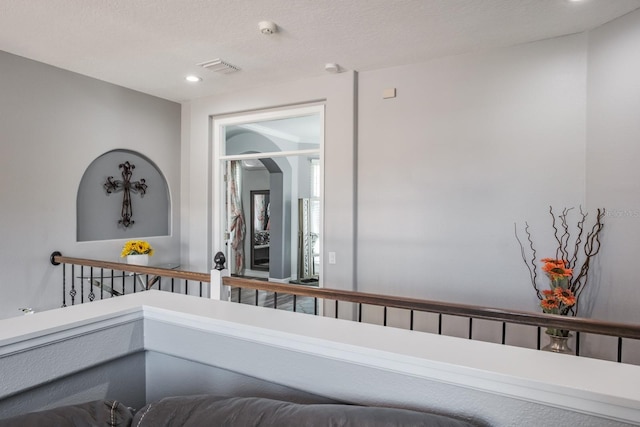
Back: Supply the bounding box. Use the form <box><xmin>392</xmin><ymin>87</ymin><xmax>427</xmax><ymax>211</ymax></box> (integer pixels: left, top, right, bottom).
<box><xmin>383</xmin><ymin>88</ymin><xmax>396</xmax><ymax>99</ymax></box>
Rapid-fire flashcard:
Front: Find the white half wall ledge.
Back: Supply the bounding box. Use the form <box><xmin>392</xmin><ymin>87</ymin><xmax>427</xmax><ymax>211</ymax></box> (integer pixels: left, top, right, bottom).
<box><xmin>0</xmin><ymin>312</ymin><xmax>144</xmax><ymax>400</ymax></box>
<box><xmin>1</xmin><ymin>291</ymin><xmax>640</xmax><ymax>427</ymax></box>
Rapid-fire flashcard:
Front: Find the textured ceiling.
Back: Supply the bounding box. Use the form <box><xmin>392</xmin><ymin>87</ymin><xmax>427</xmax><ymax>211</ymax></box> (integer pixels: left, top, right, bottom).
<box><xmin>1</xmin><ymin>0</ymin><xmax>640</xmax><ymax>102</ymax></box>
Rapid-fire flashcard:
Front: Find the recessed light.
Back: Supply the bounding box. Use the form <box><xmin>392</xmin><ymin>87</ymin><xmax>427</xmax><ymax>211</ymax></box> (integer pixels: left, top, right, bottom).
<box><xmin>185</xmin><ymin>75</ymin><xmax>202</xmax><ymax>83</ymax></box>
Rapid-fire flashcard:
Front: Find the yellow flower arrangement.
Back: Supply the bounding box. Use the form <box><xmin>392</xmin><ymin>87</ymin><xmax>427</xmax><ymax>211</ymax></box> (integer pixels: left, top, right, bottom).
<box><xmin>121</xmin><ymin>240</ymin><xmax>154</xmax><ymax>257</ymax></box>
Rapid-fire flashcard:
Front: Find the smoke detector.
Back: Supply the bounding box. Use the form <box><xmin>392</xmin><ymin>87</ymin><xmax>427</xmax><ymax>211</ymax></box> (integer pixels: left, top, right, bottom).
<box><xmin>259</xmin><ymin>21</ymin><xmax>278</xmax><ymax>35</ymax></box>
<box><xmin>325</xmin><ymin>63</ymin><xmax>341</xmax><ymax>73</ymax></box>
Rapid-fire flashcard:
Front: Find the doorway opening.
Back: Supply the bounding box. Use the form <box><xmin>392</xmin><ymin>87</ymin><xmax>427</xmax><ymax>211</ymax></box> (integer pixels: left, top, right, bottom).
<box><xmin>212</xmin><ymin>104</ymin><xmax>324</xmax><ymax>287</ymax></box>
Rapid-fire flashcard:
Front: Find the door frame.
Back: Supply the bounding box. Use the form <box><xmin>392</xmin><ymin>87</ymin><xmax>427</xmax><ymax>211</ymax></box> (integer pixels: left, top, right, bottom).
<box><xmin>211</xmin><ymin>104</ymin><xmax>325</xmax><ymax>285</ymax></box>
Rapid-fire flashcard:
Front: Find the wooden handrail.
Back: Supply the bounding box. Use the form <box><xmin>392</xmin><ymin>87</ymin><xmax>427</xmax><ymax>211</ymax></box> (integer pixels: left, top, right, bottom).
<box><xmin>51</xmin><ymin>254</ymin><xmax>640</xmax><ymax>341</ymax></box>
<box><xmin>223</xmin><ymin>277</ymin><xmax>640</xmax><ymax>340</ymax></box>
<box><xmin>51</xmin><ymin>254</ymin><xmax>210</xmax><ymax>283</ymax></box>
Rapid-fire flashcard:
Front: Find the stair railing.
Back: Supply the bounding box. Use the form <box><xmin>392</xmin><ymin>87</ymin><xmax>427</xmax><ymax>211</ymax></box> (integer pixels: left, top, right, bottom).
<box><xmin>51</xmin><ymin>251</ymin><xmax>640</xmax><ymax>363</ymax></box>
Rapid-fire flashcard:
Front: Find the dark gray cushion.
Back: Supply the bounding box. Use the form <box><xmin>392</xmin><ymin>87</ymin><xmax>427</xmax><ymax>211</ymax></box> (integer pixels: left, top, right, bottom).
<box><xmin>131</xmin><ymin>395</ymin><xmax>476</xmax><ymax>427</ymax></box>
<box><xmin>0</xmin><ymin>400</ymin><xmax>134</xmax><ymax>427</ymax></box>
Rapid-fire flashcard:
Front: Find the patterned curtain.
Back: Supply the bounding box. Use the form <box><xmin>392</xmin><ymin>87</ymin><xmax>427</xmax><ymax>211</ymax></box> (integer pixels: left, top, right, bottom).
<box><xmin>228</xmin><ymin>161</ymin><xmax>245</xmax><ymax>275</ymax></box>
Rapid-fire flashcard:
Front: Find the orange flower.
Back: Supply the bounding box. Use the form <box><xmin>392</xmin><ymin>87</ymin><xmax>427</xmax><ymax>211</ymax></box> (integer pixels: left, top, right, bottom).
<box><xmin>538</xmin><ymin>257</ymin><xmax>579</xmax><ymax>313</ymax></box>
<box><xmin>542</xmin><ymin>259</ymin><xmax>572</xmax><ymax>279</ymax></box>
<box><xmin>541</xmin><ymin>297</ymin><xmax>559</xmax><ymax>310</ymax></box>
<box><xmin>554</xmin><ymin>287</ymin><xmax>576</xmax><ymax>306</ymax></box>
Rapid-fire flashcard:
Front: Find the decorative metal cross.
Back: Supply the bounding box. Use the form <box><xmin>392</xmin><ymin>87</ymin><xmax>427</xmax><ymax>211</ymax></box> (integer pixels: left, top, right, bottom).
<box><xmin>103</xmin><ymin>161</ymin><xmax>147</xmax><ymax>228</ymax></box>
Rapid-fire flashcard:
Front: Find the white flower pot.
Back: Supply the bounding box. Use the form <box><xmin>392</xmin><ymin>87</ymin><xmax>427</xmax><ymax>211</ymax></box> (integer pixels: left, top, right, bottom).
<box><xmin>126</xmin><ymin>254</ymin><xmax>149</xmax><ymax>266</ymax></box>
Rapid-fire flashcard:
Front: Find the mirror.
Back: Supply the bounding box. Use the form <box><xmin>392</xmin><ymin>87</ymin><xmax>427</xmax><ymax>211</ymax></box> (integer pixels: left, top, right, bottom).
<box><xmin>251</xmin><ymin>190</ymin><xmax>270</xmax><ymax>271</ymax></box>
<box><xmin>298</xmin><ymin>198</ymin><xmax>320</xmax><ymax>283</ymax></box>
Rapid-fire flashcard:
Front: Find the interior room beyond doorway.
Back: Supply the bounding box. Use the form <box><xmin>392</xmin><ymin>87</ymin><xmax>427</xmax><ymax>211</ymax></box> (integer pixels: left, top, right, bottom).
<box><xmin>216</xmin><ymin>105</ymin><xmax>323</xmax><ymax>288</ymax></box>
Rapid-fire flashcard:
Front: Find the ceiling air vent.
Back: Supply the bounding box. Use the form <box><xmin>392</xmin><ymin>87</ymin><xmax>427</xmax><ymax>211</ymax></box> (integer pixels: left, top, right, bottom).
<box><xmin>197</xmin><ymin>58</ymin><xmax>240</xmax><ymax>74</ymax></box>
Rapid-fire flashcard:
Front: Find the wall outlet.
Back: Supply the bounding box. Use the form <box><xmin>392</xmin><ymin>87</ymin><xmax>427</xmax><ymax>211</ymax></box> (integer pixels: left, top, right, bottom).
<box><xmin>328</xmin><ymin>252</ymin><xmax>336</xmax><ymax>264</ymax></box>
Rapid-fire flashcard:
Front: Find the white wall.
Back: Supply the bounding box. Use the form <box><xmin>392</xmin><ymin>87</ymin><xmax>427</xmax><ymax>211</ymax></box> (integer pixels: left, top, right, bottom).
<box><xmin>353</xmin><ymin>10</ymin><xmax>640</xmax><ymax>352</ymax></box>
<box><xmin>181</xmin><ymin>14</ymin><xmax>640</xmax><ymax>337</ymax></box>
<box><xmin>0</xmin><ymin>51</ymin><xmax>181</xmax><ymax>319</ymax></box>
<box><xmin>586</xmin><ymin>8</ymin><xmax>640</xmax><ymax>323</ymax></box>
<box><xmin>181</xmin><ymin>72</ymin><xmax>356</xmax><ymax>291</ymax></box>
<box><xmin>146</xmin><ymin>352</ymin><xmax>334</xmax><ymax>405</ymax></box>
<box><xmin>0</xmin><ymin>352</ymin><xmax>145</xmax><ymax>419</ymax></box>
<box><xmin>357</xmin><ymin>33</ymin><xmax>587</xmax><ymax>318</ymax></box>
<box><xmin>585</xmin><ymin>9</ymin><xmax>640</xmax><ymax>361</ymax></box>
<box><xmin>0</xmin><ymin>308</ymin><xmax>146</xmax><ymax>418</ymax></box>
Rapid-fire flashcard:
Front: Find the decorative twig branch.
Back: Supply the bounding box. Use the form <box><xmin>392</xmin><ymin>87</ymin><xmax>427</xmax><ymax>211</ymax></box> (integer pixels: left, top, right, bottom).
<box><xmin>514</xmin><ymin>222</ymin><xmax>541</xmax><ymax>299</ymax></box>
<box><xmin>570</xmin><ymin>208</ymin><xmax>605</xmax><ymax>314</ymax></box>
<box><xmin>552</xmin><ymin>207</ymin><xmax>573</xmax><ymax>263</ymax></box>
<box><xmin>568</xmin><ymin>206</ymin><xmax>587</xmax><ymax>272</ymax></box>
<box><xmin>515</xmin><ymin>206</ymin><xmax>605</xmax><ymax>317</ymax></box>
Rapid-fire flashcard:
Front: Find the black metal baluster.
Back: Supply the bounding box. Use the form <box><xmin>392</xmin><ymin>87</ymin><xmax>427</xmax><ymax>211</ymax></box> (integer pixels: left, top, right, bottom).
<box><xmin>88</xmin><ymin>267</ymin><xmax>95</xmax><ymax>301</ymax></box>
<box><xmin>255</xmin><ymin>290</ymin><xmax>259</xmax><ymax>306</ymax></box>
<box><xmin>314</xmin><ymin>298</ymin><xmax>318</xmax><ymax>315</ymax></box>
<box><xmin>184</xmin><ymin>280</ymin><xmax>188</xmax><ymax>294</ymax></box>
<box><xmin>358</xmin><ymin>303</ymin><xmax>362</xmax><ymax>322</ymax></box>
<box><xmin>110</xmin><ymin>269</ymin><xmax>115</xmax><ymax>297</ymax></box>
<box><xmin>158</xmin><ymin>276</ymin><xmax>162</xmax><ymax>291</ymax></box>
<box><xmin>537</xmin><ymin>326</ymin><xmax>542</xmax><ymax>350</ymax></box>
<box><xmin>62</xmin><ymin>263</ymin><xmax>67</xmax><ymax>308</ymax></box>
<box><xmin>70</xmin><ymin>265</ymin><xmax>76</xmax><ymax>305</ymax></box>
<box><xmin>80</xmin><ymin>266</ymin><xmax>85</xmax><ymax>303</ymax></box>
<box><xmin>100</xmin><ymin>268</ymin><xmax>104</xmax><ymax>299</ymax></box>
<box><xmin>171</xmin><ymin>278</ymin><xmax>175</xmax><ymax>293</ymax></box>
<box><xmin>410</xmin><ymin>310</ymin><xmax>414</xmax><ymax>331</ymax></box>
<box><xmin>293</xmin><ymin>295</ymin><xmax>297</xmax><ymax>312</ymax></box>
<box><xmin>335</xmin><ymin>300</ymin><xmax>338</xmax><ymax>318</ymax></box>
<box><xmin>438</xmin><ymin>313</ymin><xmax>442</xmax><ymax>335</ymax></box>
<box><xmin>618</xmin><ymin>337</ymin><xmax>623</xmax><ymax>363</ymax></box>
<box><xmin>501</xmin><ymin>322</ymin><xmax>506</xmax><ymax>345</ymax></box>
<box><xmin>383</xmin><ymin>306</ymin><xmax>387</xmax><ymax>326</ymax></box>
<box><xmin>274</xmin><ymin>292</ymin><xmax>278</xmax><ymax>309</ymax></box>
<box><xmin>575</xmin><ymin>332</ymin><xmax>581</xmax><ymax>356</ymax></box>
<box><xmin>122</xmin><ymin>271</ymin><xmax>126</xmax><ymax>295</ymax></box>
<box><xmin>199</xmin><ymin>282</ymin><xmax>203</xmax><ymax>297</ymax></box>
<box><xmin>133</xmin><ymin>273</ymin><xmax>137</xmax><ymax>293</ymax></box>
<box><xmin>468</xmin><ymin>318</ymin><xmax>473</xmax><ymax>339</ymax></box>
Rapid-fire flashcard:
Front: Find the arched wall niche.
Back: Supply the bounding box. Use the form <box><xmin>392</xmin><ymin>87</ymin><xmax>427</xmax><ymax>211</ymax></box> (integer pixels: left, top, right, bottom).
<box><xmin>77</xmin><ymin>149</ymin><xmax>170</xmax><ymax>242</ymax></box>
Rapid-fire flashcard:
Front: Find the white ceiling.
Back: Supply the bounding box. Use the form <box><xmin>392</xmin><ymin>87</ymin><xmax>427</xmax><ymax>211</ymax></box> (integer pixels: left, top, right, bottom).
<box><xmin>1</xmin><ymin>0</ymin><xmax>640</xmax><ymax>103</ymax></box>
